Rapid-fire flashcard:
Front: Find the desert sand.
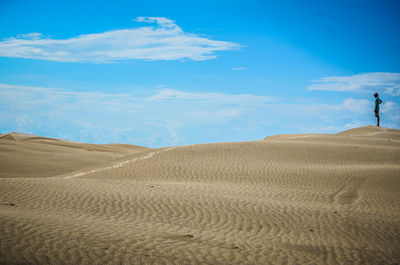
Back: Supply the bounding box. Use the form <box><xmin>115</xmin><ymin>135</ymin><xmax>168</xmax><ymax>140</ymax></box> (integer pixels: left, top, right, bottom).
<box><xmin>0</xmin><ymin>132</ymin><xmax>150</xmax><ymax>178</ymax></box>
<box><xmin>0</xmin><ymin>126</ymin><xmax>399</xmax><ymax>264</ymax></box>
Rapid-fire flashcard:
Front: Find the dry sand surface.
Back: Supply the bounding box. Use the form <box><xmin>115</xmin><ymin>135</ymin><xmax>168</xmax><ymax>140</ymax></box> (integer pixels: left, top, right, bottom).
<box><xmin>1</xmin><ymin>126</ymin><xmax>400</xmax><ymax>264</ymax></box>
<box><xmin>0</xmin><ymin>132</ymin><xmax>150</xmax><ymax>178</ymax></box>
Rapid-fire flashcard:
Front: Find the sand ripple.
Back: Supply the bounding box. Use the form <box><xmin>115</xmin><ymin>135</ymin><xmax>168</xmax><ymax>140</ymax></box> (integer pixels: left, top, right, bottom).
<box><xmin>1</xmin><ymin>126</ymin><xmax>400</xmax><ymax>264</ymax></box>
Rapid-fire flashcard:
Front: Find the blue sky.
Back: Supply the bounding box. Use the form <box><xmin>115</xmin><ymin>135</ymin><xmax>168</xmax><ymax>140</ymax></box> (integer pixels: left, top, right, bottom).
<box><xmin>0</xmin><ymin>0</ymin><xmax>399</xmax><ymax>147</ymax></box>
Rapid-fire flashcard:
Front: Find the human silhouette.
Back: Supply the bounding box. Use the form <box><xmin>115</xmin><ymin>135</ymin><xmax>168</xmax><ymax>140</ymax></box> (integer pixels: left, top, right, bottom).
<box><xmin>374</xmin><ymin>92</ymin><xmax>382</xmax><ymax>126</ymax></box>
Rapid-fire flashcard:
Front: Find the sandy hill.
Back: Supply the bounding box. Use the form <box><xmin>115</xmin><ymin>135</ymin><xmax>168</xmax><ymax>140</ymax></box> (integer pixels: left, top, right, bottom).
<box><xmin>0</xmin><ymin>126</ymin><xmax>399</xmax><ymax>264</ymax></box>
<box><xmin>0</xmin><ymin>132</ymin><xmax>150</xmax><ymax>178</ymax></box>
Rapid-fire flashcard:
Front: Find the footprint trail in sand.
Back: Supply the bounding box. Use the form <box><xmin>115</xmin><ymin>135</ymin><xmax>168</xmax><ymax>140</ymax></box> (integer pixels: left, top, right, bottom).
<box><xmin>64</xmin><ymin>147</ymin><xmax>177</xmax><ymax>179</ymax></box>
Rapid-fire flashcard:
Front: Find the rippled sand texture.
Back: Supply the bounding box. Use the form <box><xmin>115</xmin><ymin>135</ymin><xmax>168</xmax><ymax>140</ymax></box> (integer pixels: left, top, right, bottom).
<box><xmin>0</xmin><ymin>132</ymin><xmax>150</xmax><ymax>178</ymax></box>
<box><xmin>1</xmin><ymin>126</ymin><xmax>400</xmax><ymax>264</ymax></box>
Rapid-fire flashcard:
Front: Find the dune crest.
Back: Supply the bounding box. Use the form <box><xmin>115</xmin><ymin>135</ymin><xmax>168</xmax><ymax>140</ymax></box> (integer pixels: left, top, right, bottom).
<box><xmin>0</xmin><ymin>132</ymin><xmax>150</xmax><ymax>178</ymax></box>
<box><xmin>1</xmin><ymin>127</ymin><xmax>400</xmax><ymax>264</ymax></box>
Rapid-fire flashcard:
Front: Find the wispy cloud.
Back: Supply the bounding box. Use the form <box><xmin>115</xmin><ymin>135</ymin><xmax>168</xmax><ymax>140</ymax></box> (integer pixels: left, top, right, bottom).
<box><xmin>308</xmin><ymin>72</ymin><xmax>400</xmax><ymax>96</ymax></box>
<box><xmin>232</xmin><ymin>67</ymin><xmax>245</xmax><ymax>71</ymax></box>
<box><xmin>0</xmin><ymin>17</ymin><xmax>240</xmax><ymax>63</ymax></box>
<box><xmin>341</xmin><ymin>98</ymin><xmax>370</xmax><ymax>114</ymax></box>
<box><xmin>380</xmin><ymin>101</ymin><xmax>400</xmax><ymax>128</ymax></box>
<box><xmin>1</xmin><ymin>83</ymin><xmax>398</xmax><ymax>147</ymax></box>
<box><xmin>147</xmin><ymin>89</ymin><xmax>273</xmax><ymax>104</ymax></box>
<box><xmin>0</xmin><ymin>84</ymin><xmax>269</xmax><ymax>146</ymax></box>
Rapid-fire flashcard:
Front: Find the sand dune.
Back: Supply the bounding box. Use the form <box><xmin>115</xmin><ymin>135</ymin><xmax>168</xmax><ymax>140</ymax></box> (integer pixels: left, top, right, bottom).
<box><xmin>0</xmin><ymin>132</ymin><xmax>150</xmax><ymax>178</ymax></box>
<box><xmin>1</xmin><ymin>126</ymin><xmax>400</xmax><ymax>264</ymax></box>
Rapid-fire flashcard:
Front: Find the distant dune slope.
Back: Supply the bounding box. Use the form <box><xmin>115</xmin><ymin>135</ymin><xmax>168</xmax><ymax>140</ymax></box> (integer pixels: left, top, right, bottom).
<box><xmin>0</xmin><ymin>132</ymin><xmax>150</xmax><ymax>178</ymax></box>
<box><xmin>0</xmin><ymin>126</ymin><xmax>399</xmax><ymax>264</ymax></box>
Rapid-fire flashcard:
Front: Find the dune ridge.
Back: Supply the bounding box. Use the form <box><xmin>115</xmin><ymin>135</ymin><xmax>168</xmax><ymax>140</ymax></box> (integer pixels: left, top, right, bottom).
<box><xmin>1</xmin><ymin>126</ymin><xmax>400</xmax><ymax>264</ymax></box>
<box><xmin>0</xmin><ymin>132</ymin><xmax>150</xmax><ymax>178</ymax></box>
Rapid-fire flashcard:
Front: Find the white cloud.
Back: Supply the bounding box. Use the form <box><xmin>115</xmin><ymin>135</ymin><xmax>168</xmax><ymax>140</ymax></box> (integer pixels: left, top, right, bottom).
<box><xmin>165</xmin><ymin>120</ymin><xmax>183</xmax><ymax>146</ymax></box>
<box><xmin>381</xmin><ymin>101</ymin><xmax>397</xmax><ymax>113</ymax></box>
<box><xmin>341</xmin><ymin>98</ymin><xmax>370</xmax><ymax>114</ymax></box>
<box><xmin>0</xmin><ymin>83</ymin><xmax>270</xmax><ymax>146</ymax></box>
<box><xmin>147</xmin><ymin>89</ymin><xmax>273</xmax><ymax>104</ymax></box>
<box><xmin>16</xmin><ymin>32</ymin><xmax>43</xmax><ymax>40</ymax></box>
<box><xmin>381</xmin><ymin>101</ymin><xmax>400</xmax><ymax>125</ymax></box>
<box><xmin>232</xmin><ymin>67</ymin><xmax>245</xmax><ymax>71</ymax></box>
<box><xmin>0</xmin><ymin>17</ymin><xmax>240</xmax><ymax>63</ymax></box>
<box><xmin>1</xmin><ymin>83</ymin><xmax>399</xmax><ymax>147</ymax></box>
<box><xmin>308</xmin><ymin>121</ymin><xmax>366</xmax><ymax>134</ymax></box>
<box><xmin>308</xmin><ymin>72</ymin><xmax>400</xmax><ymax>96</ymax></box>
<box><xmin>193</xmin><ymin>108</ymin><xmax>243</xmax><ymax>121</ymax></box>
<box><xmin>135</xmin><ymin>17</ymin><xmax>177</xmax><ymax>29</ymax></box>
<box><xmin>16</xmin><ymin>115</ymin><xmax>33</xmax><ymax>132</ymax></box>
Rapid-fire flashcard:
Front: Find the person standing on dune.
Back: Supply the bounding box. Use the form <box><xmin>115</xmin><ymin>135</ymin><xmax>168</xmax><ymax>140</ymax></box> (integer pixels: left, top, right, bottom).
<box><xmin>374</xmin><ymin>92</ymin><xmax>382</xmax><ymax>126</ymax></box>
